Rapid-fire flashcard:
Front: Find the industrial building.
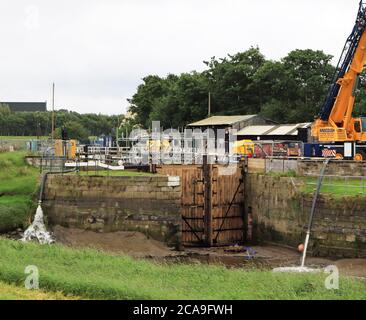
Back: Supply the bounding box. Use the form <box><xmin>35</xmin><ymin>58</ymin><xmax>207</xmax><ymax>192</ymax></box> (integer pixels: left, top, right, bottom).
<box><xmin>235</xmin><ymin>123</ymin><xmax>312</xmax><ymax>142</ymax></box>
<box><xmin>1</xmin><ymin>102</ymin><xmax>47</xmax><ymax>112</ymax></box>
<box><xmin>187</xmin><ymin>115</ymin><xmax>310</xmax><ymax>142</ymax></box>
<box><xmin>187</xmin><ymin>115</ymin><xmax>274</xmax><ymax>134</ymax></box>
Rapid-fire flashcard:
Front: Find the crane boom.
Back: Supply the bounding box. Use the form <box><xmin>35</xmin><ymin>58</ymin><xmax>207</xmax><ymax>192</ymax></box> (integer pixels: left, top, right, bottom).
<box><xmin>312</xmin><ymin>1</ymin><xmax>366</xmax><ymax>160</ymax></box>
<box><xmin>319</xmin><ymin>1</ymin><xmax>366</xmax><ymax>121</ymax></box>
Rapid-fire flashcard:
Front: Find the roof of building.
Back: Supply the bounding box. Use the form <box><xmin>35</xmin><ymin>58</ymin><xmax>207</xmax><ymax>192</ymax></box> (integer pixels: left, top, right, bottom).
<box><xmin>236</xmin><ymin>123</ymin><xmax>312</xmax><ymax>136</ymax></box>
<box><xmin>187</xmin><ymin>115</ymin><xmax>257</xmax><ymax>127</ymax></box>
<box><xmin>269</xmin><ymin>124</ymin><xmax>301</xmax><ymax>136</ymax></box>
<box><xmin>235</xmin><ymin>125</ymin><xmax>277</xmax><ymax>136</ymax></box>
<box><xmin>1</xmin><ymin>102</ymin><xmax>47</xmax><ymax>112</ymax></box>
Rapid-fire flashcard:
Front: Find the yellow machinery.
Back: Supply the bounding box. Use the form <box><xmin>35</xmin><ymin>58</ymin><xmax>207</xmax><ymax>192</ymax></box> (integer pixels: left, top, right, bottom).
<box><xmin>54</xmin><ymin>139</ymin><xmax>77</xmax><ymax>159</ymax></box>
<box><xmin>232</xmin><ymin>140</ymin><xmax>254</xmax><ymax>158</ymax></box>
<box><xmin>148</xmin><ymin>139</ymin><xmax>172</xmax><ymax>153</ymax></box>
<box><xmin>311</xmin><ymin>1</ymin><xmax>366</xmax><ymax>160</ymax></box>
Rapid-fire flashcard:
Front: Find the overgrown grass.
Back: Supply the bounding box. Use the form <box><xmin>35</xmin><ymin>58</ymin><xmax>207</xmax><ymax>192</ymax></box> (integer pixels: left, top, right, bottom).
<box><xmin>0</xmin><ymin>152</ymin><xmax>39</xmax><ymax>231</ymax></box>
<box><xmin>73</xmin><ymin>170</ymin><xmax>155</xmax><ymax>177</ymax></box>
<box><xmin>0</xmin><ymin>239</ymin><xmax>365</xmax><ymax>300</ymax></box>
<box><xmin>0</xmin><ymin>136</ymin><xmax>48</xmax><ymax>140</ymax></box>
<box><xmin>266</xmin><ymin>170</ymin><xmax>298</xmax><ymax>178</ymax></box>
<box><xmin>0</xmin><ymin>280</ymin><xmax>79</xmax><ymax>300</ymax></box>
<box><xmin>301</xmin><ymin>176</ymin><xmax>366</xmax><ymax>198</ymax></box>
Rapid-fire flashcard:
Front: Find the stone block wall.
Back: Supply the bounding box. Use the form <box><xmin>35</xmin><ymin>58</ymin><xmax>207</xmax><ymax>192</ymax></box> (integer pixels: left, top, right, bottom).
<box><xmin>42</xmin><ymin>175</ymin><xmax>182</xmax><ymax>247</ymax></box>
<box><xmin>249</xmin><ymin>159</ymin><xmax>366</xmax><ymax>177</ymax></box>
<box><xmin>298</xmin><ymin>160</ymin><xmax>366</xmax><ymax>177</ymax></box>
<box><xmin>246</xmin><ymin>174</ymin><xmax>366</xmax><ymax>258</ymax></box>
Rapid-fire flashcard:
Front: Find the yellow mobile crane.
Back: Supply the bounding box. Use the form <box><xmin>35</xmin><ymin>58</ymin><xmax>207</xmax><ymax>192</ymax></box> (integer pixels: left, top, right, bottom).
<box><xmin>311</xmin><ymin>1</ymin><xmax>366</xmax><ymax>160</ymax></box>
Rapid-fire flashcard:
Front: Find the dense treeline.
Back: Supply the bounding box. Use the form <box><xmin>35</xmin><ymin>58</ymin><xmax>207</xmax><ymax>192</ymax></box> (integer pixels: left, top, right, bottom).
<box><xmin>3</xmin><ymin>47</ymin><xmax>366</xmax><ymax>140</ymax></box>
<box><xmin>0</xmin><ymin>105</ymin><xmax>120</xmax><ymax>142</ymax></box>
<box><xmin>128</xmin><ymin>47</ymin><xmax>366</xmax><ymax>129</ymax></box>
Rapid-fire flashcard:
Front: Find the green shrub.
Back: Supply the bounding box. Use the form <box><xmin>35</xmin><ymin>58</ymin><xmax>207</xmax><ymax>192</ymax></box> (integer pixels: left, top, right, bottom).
<box><xmin>0</xmin><ymin>152</ymin><xmax>38</xmax><ymax>232</ymax></box>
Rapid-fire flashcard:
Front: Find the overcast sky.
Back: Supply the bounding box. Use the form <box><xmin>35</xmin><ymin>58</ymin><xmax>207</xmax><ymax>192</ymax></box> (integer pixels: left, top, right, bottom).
<box><xmin>0</xmin><ymin>0</ymin><xmax>360</xmax><ymax>115</ymax></box>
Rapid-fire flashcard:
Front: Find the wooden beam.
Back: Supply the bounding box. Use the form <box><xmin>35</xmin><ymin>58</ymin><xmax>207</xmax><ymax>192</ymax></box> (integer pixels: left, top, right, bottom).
<box><xmin>203</xmin><ymin>155</ymin><xmax>213</xmax><ymax>246</ymax></box>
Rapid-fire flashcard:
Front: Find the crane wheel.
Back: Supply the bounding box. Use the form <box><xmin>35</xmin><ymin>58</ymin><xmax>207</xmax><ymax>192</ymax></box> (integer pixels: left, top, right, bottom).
<box><xmin>335</xmin><ymin>153</ymin><xmax>344</xmax><ymax>160</ymax></box>
<box><xmin>354</xmin><ymin>152</ymin><xmax>365</xmax><ymax>161</ymax></box>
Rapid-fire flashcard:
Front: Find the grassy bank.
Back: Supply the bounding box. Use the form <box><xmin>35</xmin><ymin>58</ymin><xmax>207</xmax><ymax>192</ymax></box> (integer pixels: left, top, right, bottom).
<box><xmin>302</xmin><ymin>176</ymin><xmax>366</xmax><ymax>198</ymax></box>
<box><xmin>0</xmin><ymin>281</ymin><xmax>78</xmax><ymax>300</ymax></box>
<box><xmin>0</xmin><ymin>239</ymin><xmax>365</xmax><ymax>300</ymax></box>
<box><xmin>0</xmin><ymin>152</ymin><xmax>39</xmax><ymax>231</ymax></box>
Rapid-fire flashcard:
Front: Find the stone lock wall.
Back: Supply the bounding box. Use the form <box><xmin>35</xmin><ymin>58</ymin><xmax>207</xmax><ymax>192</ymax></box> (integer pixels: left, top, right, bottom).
<box><xmin>246</xmin><ymin>174</ymin><xmax>366</xmax><ymax>258</ymax></box>
<box><xmin>41</xmin><ymin>169</ymin><xmax>366</xmax><ymax>257</ymax></box>
<box><xmin>298</xmin><ymin>160</ymin><xmax>366</xmax><ymax>177</ymax></box>
<box><xmin>42</xmin><ymin>175</ymin><xmax>182</xmax><ymax>247</ymax></box>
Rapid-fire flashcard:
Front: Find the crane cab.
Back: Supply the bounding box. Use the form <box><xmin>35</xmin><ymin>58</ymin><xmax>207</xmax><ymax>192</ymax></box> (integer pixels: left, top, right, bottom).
<box><xmin>351</xmin><ymin>118</ymin><xmax>366</xmax><ymax>141</ymax></box>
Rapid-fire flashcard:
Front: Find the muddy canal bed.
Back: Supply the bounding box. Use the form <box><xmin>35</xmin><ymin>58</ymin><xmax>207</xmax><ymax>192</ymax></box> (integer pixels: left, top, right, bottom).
<box><xmin>52</xmin><ymin>226</ymin><xmax>175</xmax><ymax>258</ymax></box>
<box><xmin>49</xmin><ymin>227</ymin><xmax>335</xmax><ymax>271</ymax></box>
<box><xmin>4</xmin><ymin>226</ymin><xmax>366</xmax><ymax>278</ymax></box>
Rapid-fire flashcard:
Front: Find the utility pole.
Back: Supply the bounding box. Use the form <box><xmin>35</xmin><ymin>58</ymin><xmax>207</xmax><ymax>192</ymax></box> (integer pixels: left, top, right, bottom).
<box><xmin>208</xmin><ymin>91</ymin><xmax>211</xmax><ymax>117</ymax></box>
<box><xmin>51</xmin><ymin>83</ymin><xmax>55</xmax><ymax>141</ymax></box>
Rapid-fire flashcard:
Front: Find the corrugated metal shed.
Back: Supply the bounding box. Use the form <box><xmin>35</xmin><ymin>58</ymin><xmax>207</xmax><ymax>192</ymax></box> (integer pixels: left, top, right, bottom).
<box><xmin>236</xmin><ymin>123</ymin><xmax>312</xmax><ymax>136</ymax></box>
<box><xmin>235</xmin><ymin>125</ymin><xmax>277</xmax><ymax>136</ymax></box>
<box><xmin>188</xmin><ymin>115</ymin><xmax>257</xmax><ymax>127</ymax></box>
<box><xmin>269</xmin><ymin>124</ymin><xmax>300</xmax><ymax>136</ymax></box>
<box><xmin>297</xmin><ymin>123</ymin><xmax>312</xmax><ymax>128</ymax></box>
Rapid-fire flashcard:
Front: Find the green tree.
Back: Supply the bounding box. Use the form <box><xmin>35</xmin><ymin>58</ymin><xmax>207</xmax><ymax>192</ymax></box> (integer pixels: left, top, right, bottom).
<box><xmin>54</xmin><ymin>121</ymin><xmax>91</xmax><ymax>142</ymax></box>
<box><xmin>203</xmin><ymin>47</ymin><xmax>266</xmax><ymax>115</ymax></box>
<box><xmin>128</xmin><ymin>75</ymin><xmax>174</xmax><ymax>128</ymax></box>
<box><xmin>353</xmin><ymin>70</ymin><xmax>366</xmax><ymax>116</ymax></box>
<box><xmin>0</xmin><ymin>109</ymin><xmax>121</xmax><ymax>138</ymax></box>
<box><xmin>0</xmin><ymin>103</ymin><xmax>11</xmax><ymax>117</ymax></box>
<box><xmin>251</xmin><ymin>49</ymin><xmax>335</xmax><ymax>123</ymax></box>
<box><xmin>281</xmin><ymin>49</ymin><xmax>335</xmax><ymax>122</ymax></box>
<box><xmin>148</xmin><ymin>72</ymin><xmax>209</xmax><ymax>128</ymax></box>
